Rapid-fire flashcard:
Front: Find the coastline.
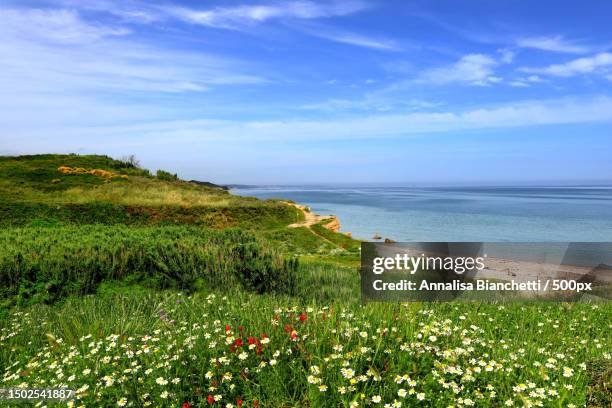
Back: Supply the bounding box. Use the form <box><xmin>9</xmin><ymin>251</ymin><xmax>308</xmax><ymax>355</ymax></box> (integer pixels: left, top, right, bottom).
<box><xmin>283</xmin><ymin>201</ymin><xmax>343</xmax><ymax>233</ymax></box>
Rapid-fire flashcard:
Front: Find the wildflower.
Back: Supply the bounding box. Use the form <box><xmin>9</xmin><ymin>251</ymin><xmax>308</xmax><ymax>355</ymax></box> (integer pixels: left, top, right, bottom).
<box><xmin>372</xmin><ymin>395</ymin><xmax>382</xmax><ymax>403</ymax></box>
<box><xmin>398</xmin><ymin>389</ymin><xmax>407</xmax><ymax>397</ymax></box>
<box><xmin>562</xmin><ymin>367</ymin><xmax>574</xmax><ymax>377</ymax></box>
<box><xmin>318</xmin><ymin>385</ymin><xmax>328</xmax><ymax>392</ymax></box>
<box><xmin>117</xmin><ymin>397</ymin><xmax>127</xmax><ymax>407</ymax></box>
<box><xmin>207</xmin><ymin>395</ymin><xmax>215</xmax><ymax>404</ymax></box>
<box><xmin>299</xmin><ymin>313</ymin><xmax>307</xmax><ymax>321</ymax></box>
<box><xmin>416</xmin><ymin>393</ymin><xmax>426</xmax><ymax>401</ymax></box>
<box><xmin>341</xmin><ymin>367</ymin><xmax>356</xmax><ymax>379</ymax></box>
<box><xmin>156</xmin><ymin>377</ymin><xmax>168</xmax><ymax>386</ymax></box>
<box><xmin>182</xmin><ymin>403</ymin><xmax>191</xmax><ymax>408</ymax></box>
<box><xmin>307</xmin><ymin>375</ymin><xmax>321</xmax><ymax>384</ymax></box>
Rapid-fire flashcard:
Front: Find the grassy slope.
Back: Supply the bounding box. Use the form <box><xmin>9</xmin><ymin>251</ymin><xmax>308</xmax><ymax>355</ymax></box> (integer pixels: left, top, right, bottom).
<box><xmin>0</xmin><ymin>155</ymin><xmax>357</xmax><ymax>256</ymax></box>
<box><xmin>0</xmin><ymin>154</ymin><xmax>609</xmax><ymax>407</ymax></box>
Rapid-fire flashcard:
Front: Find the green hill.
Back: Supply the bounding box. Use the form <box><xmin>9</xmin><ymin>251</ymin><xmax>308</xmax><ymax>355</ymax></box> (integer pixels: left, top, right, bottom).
<box><xmin>0</xmin><ymin>154</ymin><xmax>299</xmax><ymax>229</ymax></box>
<box><xmin>0</xmin><ymin>154</ymin><xmax>359</xmax><ymax>306</ymax></box>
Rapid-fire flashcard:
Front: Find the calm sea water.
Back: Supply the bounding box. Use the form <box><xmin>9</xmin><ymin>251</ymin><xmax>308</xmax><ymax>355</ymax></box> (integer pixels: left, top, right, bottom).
<box><xmin>232</xmin><ymin>186</ymin><xmax>612</xmax><ymax>242</ymax></box>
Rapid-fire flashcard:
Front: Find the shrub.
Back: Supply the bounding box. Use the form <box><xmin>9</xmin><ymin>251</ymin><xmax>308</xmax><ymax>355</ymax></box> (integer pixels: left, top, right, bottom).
<box><xmin>0</xmin><ymin>226</ymin><xmax>298</xmax><ymax>304</ymax></box>
<box><xmin>156</xmin><ymin>169</ymin><xmax>178</xmax><ymax>181</ymax></box>
<box><xmin>116</xmin><ymin>154</ymin><xmax>140</xmax><ymax>168</ymax></box>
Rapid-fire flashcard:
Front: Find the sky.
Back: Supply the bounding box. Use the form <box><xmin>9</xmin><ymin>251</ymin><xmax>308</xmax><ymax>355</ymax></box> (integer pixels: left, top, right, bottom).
<box><xmin>1</xmin><ymin>0</ymin><xmax>612</xmax><ymax>185</ymax></box>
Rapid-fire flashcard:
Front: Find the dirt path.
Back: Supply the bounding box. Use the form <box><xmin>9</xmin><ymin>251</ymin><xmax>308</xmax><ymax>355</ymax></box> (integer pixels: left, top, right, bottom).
<box><xmin>284</xmin><ymin>202</ymin><xmax>340</xmax><ymax>231</ymax></box>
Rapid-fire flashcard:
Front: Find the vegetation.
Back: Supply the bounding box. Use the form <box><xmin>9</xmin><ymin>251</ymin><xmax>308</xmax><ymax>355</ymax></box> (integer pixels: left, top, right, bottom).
<box><xmin>1</xmin><ymin>289</ymin><xmax>609</xmax><ymax>407</ymax></box>
<box><xmin>0</xmin><ymin>154</ymin><xmax>609</xmax><ymax>407</ymax></box>
<box><xmin>156</xmin><ymin>169</ymin><xmax>179</xmax><ymax>181</ymax></box>
<box><xmin>0</xmin><ymin>226</ymin><xmax>297</xmax><ymax>306</ymax></box>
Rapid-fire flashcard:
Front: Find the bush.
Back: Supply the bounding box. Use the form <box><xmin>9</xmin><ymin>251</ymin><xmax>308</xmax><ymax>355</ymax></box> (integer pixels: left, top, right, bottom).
<box><xmin>117</xmin><ymin>154</ymin><xmax>140</xmax><ymax>168</ymax></box>
<box><xmin>156</xmin><ymin>169</ymin><xmax>178</xmax><ymax>181</ymax></box>
<box><xmin>0</xmin><ymin>225</ymin><xmax>298</xmax><ymax>304</ymax></box>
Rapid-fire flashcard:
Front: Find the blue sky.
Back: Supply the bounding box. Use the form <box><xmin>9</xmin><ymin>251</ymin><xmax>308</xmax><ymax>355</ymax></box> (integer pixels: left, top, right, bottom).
<box><xmin>1</xmin><ymin>0</ymin><xmax>612</xmax><ymax>184</ymax></box>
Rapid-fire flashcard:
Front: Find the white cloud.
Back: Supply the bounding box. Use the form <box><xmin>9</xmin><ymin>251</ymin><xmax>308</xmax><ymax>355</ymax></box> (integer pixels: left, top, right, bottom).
<box><xmin>516</xmin><ymin>36</ymin><xmax>591</xmax><ymax>54</ymax></box>
<box><xmin>0</xmin><ymin>7</ymin><xmax>130</xmax><ymax>44</ymax></box>
<box><xmin>308</xmin><ymin>30</ymin><xmax>399</xmax><ymax>50</ymax></box>
<box><xmin>498</xmin><ymin>48</ymin><xmax>515</xmax><ymax>64</ymax></box>
<box><xmin>166</xmin><ymin>1</ymin><xmax>368</xmax><ymax>29</ymax></box>
<box><xmin>419</xmin><ymin>54</ymin><xmax>500</xmax><ymax>86</ymax></box>
<box><xmin>8</xmin><ymin>96</ymin><xmax>611</xmax><ymax>147</ymax></box>
<box><xmin>0</xmin><ymin>6</ymin><xmax>270</xmax><ymax>95</ymax></box>
<box><xmin>519</xmin><ymin>52</ymin><xmax>612</xmax><ymax>77</ymax></box>
<box><xmin>299</xmin><ymin>97</ymin><xmax>441</xmax><ymax>112</ymax></box>
<box><xmin>507</xmin><ymin>75</ymin><xmax>543</xmax><ymax>88</ymax></box>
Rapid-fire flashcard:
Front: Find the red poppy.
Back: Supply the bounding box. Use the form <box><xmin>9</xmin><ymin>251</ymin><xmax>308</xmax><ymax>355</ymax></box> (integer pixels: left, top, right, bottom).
<box><xmin>225</xmin><ymin>325</ymin><xmax>231</xmax><ymax>332</ymax></box>
<box><xmin>207</xmin><ymin>395</ymin><xmax>215</xmax><ymax>404</ymax></box>
<box><xmin>182</xmin><ymin>403</ymin><xmax>191</xmax><ymax>408</ymax></box>
<box><xmin>230</xmin><ymin>344</ymin><xmax>236</xmax><ymax>352</ymax></box>
<box><xmin>235</xmin><ymin>338</ymin><xmax>243</xmax><ymax>347</ymax></box>
<box><xmin>237</xmin><ymin>399</ymin><xmax>243</xmax><ymax>407</ymax></box>
<box><xmin>284</xmin><ymin>324</ymin><xmax>291</xmax><ymax>333</ymax></box>
<box><xmin>247</xmin><ymin>336</ymin><xmax>256</xmax><ymax>345</ymax></box>
<box><xmin>253</xmin><ymin>401</ymin><xmax>259</xmax><ymax>407</ymax></box>
<box><xmin>299</xmin><ymin>313</ymin><xmax>307</xmax><ymax>322</ymax></box>
<box><xmin>291</xmin><ymin>331</ymin><xmax>298</xmax><ymax>340</ymax></box>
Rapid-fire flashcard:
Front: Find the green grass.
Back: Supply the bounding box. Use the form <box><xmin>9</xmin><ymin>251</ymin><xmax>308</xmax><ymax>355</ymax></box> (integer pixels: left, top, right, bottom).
<box><xmin>1</xmin><ymin>287</ymin><xmax>609</xmax><ymax>407</ymax></box>
<box><xmin>0</xmin><ymin>154</ymin><xmax>299</xmax><ymax>229</ymax></box>
<box><xmin>0</xmin><ymin>225</ymin><xmax>298</xmax><ymax>306</ymax></box>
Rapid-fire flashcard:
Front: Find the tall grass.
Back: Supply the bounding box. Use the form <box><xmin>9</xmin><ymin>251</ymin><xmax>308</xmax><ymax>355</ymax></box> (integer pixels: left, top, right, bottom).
<box><xmin>0</xmin><ymin>226</ymin><xmax>298</xmax><ymax>305</ymax></box>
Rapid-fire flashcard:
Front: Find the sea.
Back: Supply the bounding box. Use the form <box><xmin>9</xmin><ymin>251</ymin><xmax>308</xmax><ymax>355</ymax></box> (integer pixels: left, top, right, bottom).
<box><xmin>231</xmin><ymin>185</ymin><xmax>612</xmax><ymax>242</ymax></box>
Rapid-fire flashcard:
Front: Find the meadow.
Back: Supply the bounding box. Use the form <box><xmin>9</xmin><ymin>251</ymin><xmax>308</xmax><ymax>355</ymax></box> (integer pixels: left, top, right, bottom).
<box><xmin>0</xmin><ymin>155</ymin><xmax>609</xmax><ymax>407</ymax></box>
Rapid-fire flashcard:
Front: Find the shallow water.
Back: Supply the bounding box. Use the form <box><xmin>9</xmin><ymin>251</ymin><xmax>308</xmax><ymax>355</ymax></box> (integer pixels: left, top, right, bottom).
<box><xmin>232</xmin><ymin>186</ymin><xmax>612</xmax><ymax>242</ymax></box>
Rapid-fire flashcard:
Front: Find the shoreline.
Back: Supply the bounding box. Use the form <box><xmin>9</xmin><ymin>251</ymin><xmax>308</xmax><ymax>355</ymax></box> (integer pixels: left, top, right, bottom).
<box><xmin>283</xmin><ymin>201</ymin><xmax>343</xmax><ymax>233</ymax></box>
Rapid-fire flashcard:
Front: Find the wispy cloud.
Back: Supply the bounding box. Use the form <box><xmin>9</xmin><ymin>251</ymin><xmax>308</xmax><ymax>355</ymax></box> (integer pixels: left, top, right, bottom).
<box><xmin>11</xmin><ymin>96</ymin><xmax>610</xmax><ymax>145</ymax></box>
<box><xmin>0</xmin><ymin>7</ymin><xmax>130</xmax><ymax>43</ymax></box>
<box><xmin>516</xmin><ymin>35</ymin><xmax>591</xmax><ymax>54</ymax></box>
<box><xmin>307</xmin><ymin>30</ymin><xmax>399</xmax><ymax>50</ymax></box>
<box><xmin>0</xmin><ymin>6</ymin><xmax>270</xmax><ymax>95</ymax></box>
<box><xmin>498</xmin><ymin>48</ymin><xmax>515</xmax><ymax>64</ymax></box>
<box><xmin>519</xmin><ymin>52</ymin><xmax>612</xmax><ymax>77</ymax></box>
<box><xmin>508</xmin><ymin>75</ymin><xmax>543</xmax><ymax>88</ymax></box>
<box><xmin>299</xmin><ymin>97</ymin><xmax>441</xmax><ymax>112</ymax></box>
<box><xmin>418</xmin><ymin>54</ymin><xmax>501</xmax><ymax>86</ymax></box>
<box><xmin>166</xmin><ymin>1</ymin><xmax>368</xmax><ymax>29</ymax></box>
